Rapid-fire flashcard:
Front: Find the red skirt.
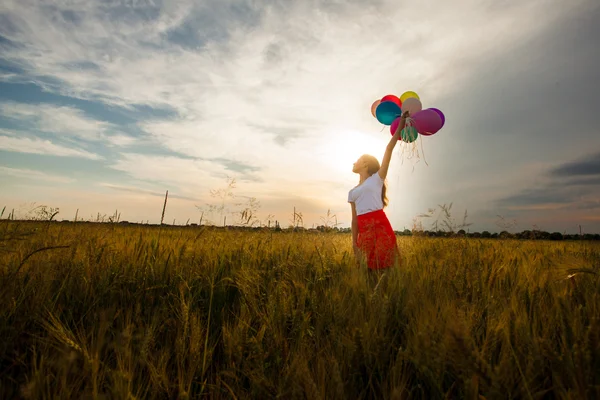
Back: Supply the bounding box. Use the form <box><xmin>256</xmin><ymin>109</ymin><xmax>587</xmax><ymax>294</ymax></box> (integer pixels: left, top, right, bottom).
<box><xmin>357</xmin><ymin>209</ymin><xmax>398</xmax><ymax>270</ymax></box>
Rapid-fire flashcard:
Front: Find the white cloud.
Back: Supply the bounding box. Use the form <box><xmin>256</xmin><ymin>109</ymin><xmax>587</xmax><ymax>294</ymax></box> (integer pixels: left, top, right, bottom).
<box><xmin>109</xmin><ymin>153</ymin><xmax>261</xmax><ymax>197</ymax></box>
<box><xmin>0</xmin><ymin>134</ymin><xmax>102</xmax><ymax>159</ymax></box>
<box><xmin>0</xmin><ymin>166</ymin><xmax>75</xmax><ymax>183</ymax></box>
<box><xmin>106</xmin><ymin>133</ymin><xmax>137</xmax><ymax>147</ymax></box>
<box><xmin>0</xmin><ymin>101</ymin><xmax>108</xmax><ymax>140</ymax></box>
<box><xmin>0</xmin><ymin>101</ymin><xmax>136</xmax><ymax>145</ymax></box>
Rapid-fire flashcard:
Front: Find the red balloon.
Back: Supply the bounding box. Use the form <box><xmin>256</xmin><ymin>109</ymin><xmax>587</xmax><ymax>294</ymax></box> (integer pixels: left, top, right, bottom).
<box><xmin>381</xmin><ymin>94</ymin><xmax>402</xmax><ymax>108</ymax></box>
<box><xmin>412</xmin><ymin>109</ymin><xmax>443</xmax><ymax>136</ymax></box>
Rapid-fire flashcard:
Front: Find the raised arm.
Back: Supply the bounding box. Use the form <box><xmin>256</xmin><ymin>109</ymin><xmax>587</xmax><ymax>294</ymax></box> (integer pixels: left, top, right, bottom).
<box><xmin>378</xmin><ymin>111</ymin><xmax>410</xmax><ymax>180</ymax></box>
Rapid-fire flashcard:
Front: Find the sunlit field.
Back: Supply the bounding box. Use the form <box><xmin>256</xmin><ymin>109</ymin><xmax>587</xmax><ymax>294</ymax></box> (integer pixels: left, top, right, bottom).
<box><xmin>1</xmin><ymin>221</ymin><xmax>599</xmax><ymax>399</ymax></box>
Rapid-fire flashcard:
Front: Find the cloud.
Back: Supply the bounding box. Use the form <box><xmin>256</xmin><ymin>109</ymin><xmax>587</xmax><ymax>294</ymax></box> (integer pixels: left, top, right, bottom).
<box><xmin>0</xmin><ymin>133</ymin><xmax>102</xmax><ymax>159</ymax></box>
<box><xmin>550</xmin><ymin>151</ymin><xmax>600</xmax><ymax>177</ymax></box>
<box><xmin>106</xmin><ymin>134</ymin><xmax>137</xmax><ymax>147</ymax></box>
<box><xmin>1</xmin><ymin>0</ymin><xmax>599</xmax><ymax>231</ymax></box>
<box><xmin>498</xmin><ymin>152</ymin><xmax>600</xmax><ymax>212</ymax></box>
<box><xmin>0</xmin><ymin>101</ymin><xmax>107</xmax><ymax>140</ymax></box>
<box><xmin>0</xmin><ymin>101</ymin><xmax>136</xmax><ymax>145</ymax></box>
<box><xmin>109</xmin><ymin>153</ymin><xmax>238</xmax><ymax>195</ymax></box>
<box><xmin>99</xmin><ymin>182</ymin><xmax>199</xmax><ymax>201</ymax></box>
<box><xmin>0</xmin><ymin>166</ymin><xmax>75</xmax><ymax>183</ymax></box>
<box><xmin>0</xmin><ymin>1</ymin><xmax>577</xmax><ymax>140</ymax></box>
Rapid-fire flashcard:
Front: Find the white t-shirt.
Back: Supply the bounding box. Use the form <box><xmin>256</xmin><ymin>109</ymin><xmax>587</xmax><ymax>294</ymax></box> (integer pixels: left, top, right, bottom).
<box><xmin>348</xmin><ymin>173</ymin><xmax>384</xmax><ymax>215</ymax></box>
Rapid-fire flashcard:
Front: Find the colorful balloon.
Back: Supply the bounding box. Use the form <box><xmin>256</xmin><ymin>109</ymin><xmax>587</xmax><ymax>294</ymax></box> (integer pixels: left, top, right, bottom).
<box><xmin>381</xmin><ymin>94</ymin><xmax>402</xmax><ymax>108</ymax></box>
<box><xmin>401</xmin><ymin>97</ymin><xmax>422</xmax><ymax>116</ymax></box>
<box><xmin>370</xmin><ymin>100</ymin><xmax>381</xmax><ymax>118</ymax></box>
<box><xmin>401</xmin><ymin>126</ymin><xmax>418</xmax><ymax>143</ymax></box>
<box><xmin>375</xmin><ymin>101</ymin><xmax>402</xmax><ymax>125</ymax></box>
<box><xmin>390</xmin><ymin>117</ymin><xmax>401</xmax><ymax>136</ymax></box>
<box><xmin>428</xmin><ymin>107</ymin><xmax>445</xmax><ymax>127</ymax></box>
<box><xmin>411</xmin><ymin>109</ymin><xmax>443</xmax><ymax>135</ymax></box>
<box><xmin>400</xmin><ymin>91</ymin><xmax>420</xmax><ymax>103</ymax></box>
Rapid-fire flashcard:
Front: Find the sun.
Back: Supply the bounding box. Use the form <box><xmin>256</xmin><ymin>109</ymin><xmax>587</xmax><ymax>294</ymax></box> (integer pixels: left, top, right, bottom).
<box><xmin>325</xmin><ymin>130</ymin><xmax>387</xmax><ymax>173</ymax></box>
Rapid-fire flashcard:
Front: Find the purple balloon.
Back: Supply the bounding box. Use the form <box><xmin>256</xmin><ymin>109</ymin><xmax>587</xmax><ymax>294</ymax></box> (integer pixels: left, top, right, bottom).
<box><xmin>428</xmin><ymin>108</ymin><xmax>445</xmax><ymax>127</ymax></box>
<box><xmin>411</xmin><ymin>109</ymin><xmax>443</xmax><ymax>136</ymax></box>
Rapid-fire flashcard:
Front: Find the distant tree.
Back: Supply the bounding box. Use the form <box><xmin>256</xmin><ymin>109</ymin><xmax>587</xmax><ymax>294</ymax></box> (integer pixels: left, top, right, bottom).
<box><xmin>518</xmin><ymin>230</ymin><xmax>534</xmax><ymax>240</ymax></box>
<box><xmin>549</xmin><ymin>232</ymin><xmax>564</xmax><ymax>241</ymax></box>
<box><xmin>537</xmin><ymin>231</ymin><xmax>550</xmax><ymax>240</ymax></box>
<box><xmin>481</xmin><ymin>231</ymin><xmax>491</xmax><ymax>238</ymax></box>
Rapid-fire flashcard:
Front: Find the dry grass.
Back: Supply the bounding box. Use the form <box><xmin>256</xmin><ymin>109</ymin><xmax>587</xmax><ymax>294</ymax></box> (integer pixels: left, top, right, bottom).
<box><xmin>0</xmin><ymin>221</ymin><xmax>599</xmax><ymax>399</ymax></box>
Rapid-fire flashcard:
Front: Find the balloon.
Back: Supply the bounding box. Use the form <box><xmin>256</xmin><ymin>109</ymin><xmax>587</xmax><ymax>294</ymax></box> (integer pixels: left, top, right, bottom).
<box><xmin>390</xmin><ymin>117</ymin><xmax>401</xmax><ymax>136</ymax></box>
<box><xmin>401</xmin><ymin>126</ymin><xmax>418</xmax><ymax>143</ymax></box>
<box><xmin>400</xmin><ymin>91</ymin><xmax>420</xmax><ymax>103</ymax></box>
<box><xmin>401</xmin><ymin>97</ymin><xmax>422</xmax><ymax>116</ymax></box>
<box><xmin>428</xmin><ymin>107</ymin><xmax>445</xmax><ymax>127</ymax></box>
<box><xmin>381</xmin><ymin>94</ymin><xmax>402</xmax><ymax>108</ymax></box>
<box><xmin>411</xmin><ymin>109</ymin><xmax>443</xmax><ymax>135</ymax></box>
<box><xmin>375</xmin><ymin>101</ymin><xmax>402</xmax><ymax>125</ymax></box>
<box><xmin>370</xmin><ymin>100</ymin><xmax>381</xmax><ymax>118</ymax></box>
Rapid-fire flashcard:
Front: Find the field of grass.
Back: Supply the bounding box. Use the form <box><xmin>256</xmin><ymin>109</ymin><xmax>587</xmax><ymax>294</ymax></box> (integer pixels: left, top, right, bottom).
<box><xmin>1</xmin><ymin>221</ymin><xmax>599</xmax><ymax>399</ymax></box>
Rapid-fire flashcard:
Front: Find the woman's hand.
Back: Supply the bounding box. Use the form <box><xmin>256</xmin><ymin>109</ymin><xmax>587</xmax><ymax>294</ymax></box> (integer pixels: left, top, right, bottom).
<box><xmin>353</xmin><ymin>243</ymin><xmax>362</xmax><ymax>268</ymax></box>
<box><xmin>401</xmin><ymin>110</ymin><xmax>410</xmax><ymax>120</ymax></box>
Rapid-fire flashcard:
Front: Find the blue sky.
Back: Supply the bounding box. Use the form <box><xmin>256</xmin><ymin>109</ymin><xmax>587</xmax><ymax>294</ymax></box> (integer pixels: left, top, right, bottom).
<box><xmin>0</xmin><ymin>0</ymin><xmax>599</xmax><ymax>232</ymax></box>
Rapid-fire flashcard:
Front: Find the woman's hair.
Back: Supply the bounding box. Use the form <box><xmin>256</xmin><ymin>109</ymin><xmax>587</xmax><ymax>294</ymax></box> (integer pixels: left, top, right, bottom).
<box><xmin>362</xmin><ymin>154</ymin><xmax>388</xmax><ymax>208</ymax></box>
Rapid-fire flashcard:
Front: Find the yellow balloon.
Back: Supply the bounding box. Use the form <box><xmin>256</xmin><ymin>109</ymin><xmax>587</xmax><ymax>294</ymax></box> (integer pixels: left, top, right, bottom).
<box><xmin>400</xmin><ymin>91</ymin><xmax>420</xmax><ymax>103</ymax></box>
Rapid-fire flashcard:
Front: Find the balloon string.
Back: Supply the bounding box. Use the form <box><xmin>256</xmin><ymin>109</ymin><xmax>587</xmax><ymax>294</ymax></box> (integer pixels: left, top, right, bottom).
<box><xmin>420</xmin><ymin>132</ymin><xmax>429</xmax><ymax>166</ymax></box>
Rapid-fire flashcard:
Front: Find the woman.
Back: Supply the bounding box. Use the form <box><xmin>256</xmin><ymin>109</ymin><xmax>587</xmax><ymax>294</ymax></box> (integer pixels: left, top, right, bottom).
<box><xmin>348</xmin><ymin>110</ymin><xmax>409</xmax><ymax>270</ymax></box>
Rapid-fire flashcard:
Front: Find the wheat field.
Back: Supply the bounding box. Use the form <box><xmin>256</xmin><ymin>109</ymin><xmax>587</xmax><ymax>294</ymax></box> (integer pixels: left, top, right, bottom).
<box><xmin>1</xmin><ymin>221</ymin><xmax>599</xmax><ymax>399</ymax></box>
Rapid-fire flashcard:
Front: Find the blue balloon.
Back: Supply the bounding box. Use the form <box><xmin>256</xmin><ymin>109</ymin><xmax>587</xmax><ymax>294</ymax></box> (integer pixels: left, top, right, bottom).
<box><xmin>375</xmin><ymin>101</ymin><xmax>402</xmax><ymax>125</ymax></box>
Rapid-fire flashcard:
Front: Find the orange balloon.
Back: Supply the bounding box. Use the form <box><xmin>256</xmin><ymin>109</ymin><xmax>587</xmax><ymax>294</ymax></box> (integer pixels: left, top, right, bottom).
<box><xmin>370</xmin><ymin>100</ymin><xmax>381</xmax><ymax>118</ymax></box>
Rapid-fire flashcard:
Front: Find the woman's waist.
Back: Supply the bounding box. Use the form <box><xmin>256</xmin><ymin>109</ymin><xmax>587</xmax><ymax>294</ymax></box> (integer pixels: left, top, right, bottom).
<box><xmin>357</xmin><ymin>208</ymin><xmax>386</xmax><ymax>219</ymax></box>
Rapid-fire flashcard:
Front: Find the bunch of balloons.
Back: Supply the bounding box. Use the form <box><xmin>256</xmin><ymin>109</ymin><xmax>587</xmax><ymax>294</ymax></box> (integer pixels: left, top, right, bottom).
<box><xmin>370</xmin><ymin>91</ymin><xmax>445</xmax><ymax>143</ymax></box>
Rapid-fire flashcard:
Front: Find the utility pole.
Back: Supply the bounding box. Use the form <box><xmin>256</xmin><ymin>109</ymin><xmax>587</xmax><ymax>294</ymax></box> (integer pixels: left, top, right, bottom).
<box><xmin>160</xmin><ymin>190</ymin><xmax>168</xmax><ymax>225</ymax></box>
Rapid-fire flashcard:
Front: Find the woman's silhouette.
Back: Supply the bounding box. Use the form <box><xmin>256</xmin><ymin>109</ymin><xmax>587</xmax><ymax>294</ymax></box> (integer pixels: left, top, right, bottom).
<box><xmin>348</xmin><ymin>110</ymin><xmax>409</xmax><ymax>270</ymax></box>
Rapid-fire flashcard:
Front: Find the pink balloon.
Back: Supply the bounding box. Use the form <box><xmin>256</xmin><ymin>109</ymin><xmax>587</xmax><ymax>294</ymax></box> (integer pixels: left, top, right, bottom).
<box><xmin>390</xmin><ymin>117</ymin><xmax>401</xmax><ymax>137</ymax></box>
<box><xmin>401</xmin><ymin>97</ymin><xmax>422</xmax><ymax>116</ymax></box>
<box><xmin>412</xmin><ymin>109</ymin><xmax>443</xmax><ymax>135</ymax></box>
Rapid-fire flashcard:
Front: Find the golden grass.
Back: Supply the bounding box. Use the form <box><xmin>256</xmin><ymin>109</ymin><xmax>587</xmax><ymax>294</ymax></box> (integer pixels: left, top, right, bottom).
<box><xmin>0</xmin><ymin>221</ymin><xmax>599</xmax><ymax>399</ymax></box>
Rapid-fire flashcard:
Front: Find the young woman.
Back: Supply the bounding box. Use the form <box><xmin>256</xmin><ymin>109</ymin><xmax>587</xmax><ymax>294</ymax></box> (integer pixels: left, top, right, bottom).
<box><xmin>348</xmin><ymin>111</ymin><xmax>409</xmax><ymax>270</ymax></box>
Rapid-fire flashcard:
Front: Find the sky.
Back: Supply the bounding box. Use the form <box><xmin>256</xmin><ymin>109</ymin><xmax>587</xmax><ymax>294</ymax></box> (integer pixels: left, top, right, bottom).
<box><xmin>0</xmin><ymin>0</ymin><xmax>599</xmax><ymax>233</ymax></box>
